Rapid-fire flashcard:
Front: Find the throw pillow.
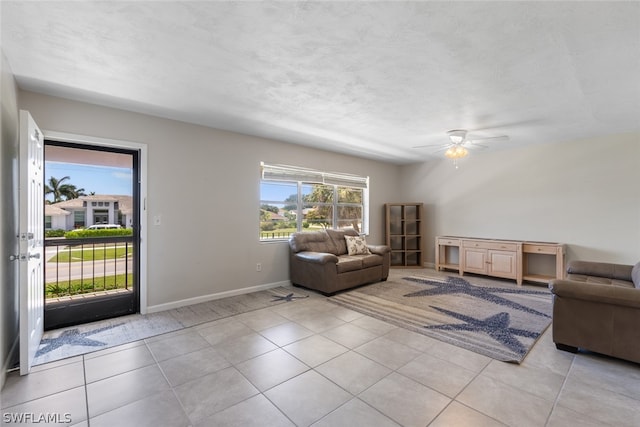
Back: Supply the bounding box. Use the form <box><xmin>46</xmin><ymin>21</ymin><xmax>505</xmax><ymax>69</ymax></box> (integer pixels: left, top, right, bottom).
<box><xmin>632</xmin><ymin>261</ymin><xmax>640</xmax><ymax>289</ymax></box>
<box><xmin>345</xmin><ymin>235</ymin><xmax>371</xmax><ymax>255</ymax></box>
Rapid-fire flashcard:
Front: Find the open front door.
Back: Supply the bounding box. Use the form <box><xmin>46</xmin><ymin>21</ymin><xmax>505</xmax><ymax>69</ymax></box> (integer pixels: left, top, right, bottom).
<box><xmin>18</xmin><ymin>110</ymin><xmax>45</xmax><ymax>375</ymax></box>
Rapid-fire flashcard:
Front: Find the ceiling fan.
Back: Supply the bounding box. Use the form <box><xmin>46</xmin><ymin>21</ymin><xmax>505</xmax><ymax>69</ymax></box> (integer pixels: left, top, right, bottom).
<box><xmin>413</xmin><ymin>129</ymin><xmax>509</xmax><ymax>168</ymax></box>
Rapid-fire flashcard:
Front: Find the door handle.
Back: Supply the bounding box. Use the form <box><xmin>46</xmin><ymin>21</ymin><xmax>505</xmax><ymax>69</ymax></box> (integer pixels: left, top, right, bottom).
<box><xmin>11</xmin><ymin>253</ymin><xmax>41</xmax><ymax>261</ymax></box>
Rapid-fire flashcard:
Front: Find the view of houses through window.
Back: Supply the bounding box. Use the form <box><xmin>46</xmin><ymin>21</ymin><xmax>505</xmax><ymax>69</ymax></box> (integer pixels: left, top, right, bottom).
<box><xmin>260</xmin><ymin>164</ymin><xmax>368</xmax><ymax>241</ymax></box>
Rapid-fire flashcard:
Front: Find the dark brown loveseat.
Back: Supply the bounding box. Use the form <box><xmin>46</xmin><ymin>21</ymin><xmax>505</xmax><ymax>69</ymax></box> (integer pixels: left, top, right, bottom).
<box><xmin>549</xmin><ymin>260</ymin><xmax>640</xmax><ymax>363</ymax></box>
<box><xmin>289</xmin><ymin>228</ymin><xmax>391</xmax><ymax>295</ymax></box>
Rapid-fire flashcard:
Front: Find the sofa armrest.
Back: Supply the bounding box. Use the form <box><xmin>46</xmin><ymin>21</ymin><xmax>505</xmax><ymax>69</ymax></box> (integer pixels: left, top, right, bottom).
<box><xmin>368</xmin><ymin>245</ymin><xmax>391</xmax><ymax>256</ymax></box>
<box><xmin>549</xmin><ymin>279</ymin><xmax>640</xmax><ymax>309</ymax></box>
<box><xmin>567</xmin><ymin>260</ymin><xmax>633</xmax><ymax>282</ymax></box>
<box><xmin>294</xmin><ymin>251</ymin><xmax>339</xmax><ymax>265</ymax></box>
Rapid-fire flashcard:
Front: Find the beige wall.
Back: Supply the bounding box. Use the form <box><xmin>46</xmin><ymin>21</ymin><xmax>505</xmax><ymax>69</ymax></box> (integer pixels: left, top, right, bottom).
<box><xmin>400</xmin><ymin>133</ymin><xmax>640</xmax><ymax>265</ymax></box>
<box><xmin>18</xmin><ymin>91</ymin><xmax>401</xmax><ymax>310</ymax></box>
<box><xmin>0</xmin><ymin>50</ymin><xmax>20</xmax><ymax>387</ymax></box>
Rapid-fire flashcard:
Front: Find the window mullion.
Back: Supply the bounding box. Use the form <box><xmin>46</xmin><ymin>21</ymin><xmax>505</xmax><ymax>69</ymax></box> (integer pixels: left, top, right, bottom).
<box><xmin>332</xmin><ymin>185</ymin><xmax>338</xmax><ymax>231</ymax></box>
<box><xmin>297</xmin><ymin>181</ymin><xmax>303</xmax><ymax>232</ymax></box>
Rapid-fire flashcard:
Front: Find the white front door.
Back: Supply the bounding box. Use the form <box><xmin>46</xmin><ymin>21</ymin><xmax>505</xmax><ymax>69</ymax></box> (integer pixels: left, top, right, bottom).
<box><xmin>18</xmin><ymin>110</ymin><xmax>45</xmax><ymax>375</ymax></box>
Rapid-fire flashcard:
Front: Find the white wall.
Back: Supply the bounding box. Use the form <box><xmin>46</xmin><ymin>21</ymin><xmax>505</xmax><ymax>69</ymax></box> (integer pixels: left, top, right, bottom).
<box><xmin>49</xmin><ymin>214</ymin><xmax>67</xmax><ymax>230</ymax></box>
<box><xmin>400</xmin><ymin>133</ymin><xmax>640</xmax><ymax>265</ymax></box>
<box><xmin>19</xmin><ymin>91</ymin><xmax>401</xmax><ymax>310</ymax></box>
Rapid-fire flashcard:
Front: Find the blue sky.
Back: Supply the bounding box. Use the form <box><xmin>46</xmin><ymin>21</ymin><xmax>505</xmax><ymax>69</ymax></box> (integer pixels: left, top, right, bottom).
<box><xmin>44</xmin><ymin>161</ymin><xmax>132</xmax><ymax>201</ymax></box>
<box><xmin>260</xmin><ymin>181</ymin><xmax>297</xmax><ymax>204</ymax></box>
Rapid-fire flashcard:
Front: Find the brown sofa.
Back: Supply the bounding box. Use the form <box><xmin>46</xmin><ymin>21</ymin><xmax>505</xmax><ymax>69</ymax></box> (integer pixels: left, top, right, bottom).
<box><xmin>549</xmin><ymin>260</ymin><xmax>640</xmax><ymax>363</ymax></box>
<box><xmin>289</xmin><ymin>228</ymin><xmax>391</xmax><ymax>295</ymax></box>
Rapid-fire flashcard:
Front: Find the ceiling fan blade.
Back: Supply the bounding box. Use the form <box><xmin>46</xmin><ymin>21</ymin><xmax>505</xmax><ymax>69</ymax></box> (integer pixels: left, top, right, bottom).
<box><xmin>412</xmin><ymin>143</ymin><xmax>452</xmax><ymax>149</ymax></box>
<box><xmin>467</xmin><ymin>142</ymin><xmax>490</xmax><ymax>149</ymax></box>
<box><xmin>467</xmin><ymin>135</ymin><xmax>509</xmax><ymax>143</ymax></box>
<box><xmin>433</xmin><ymin>145</ymin><xmax>455</xmax><ymax>153</ymax></box>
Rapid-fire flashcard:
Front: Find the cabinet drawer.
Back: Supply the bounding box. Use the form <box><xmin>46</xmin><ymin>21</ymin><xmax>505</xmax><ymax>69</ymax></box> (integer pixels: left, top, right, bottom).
<box><xmin>437</xmin><ymin>238</ymin><xmax>459</xmax><ymax>246</ymax></box>
<box><xmin>462</xmin><ymin>240</ymin><xmax>518</xmax><ymax>251</ymax></box>
<box><xmin>523</xmin><ymin>244</ymin><xmax>556</xmax><ymax>254</ymax></box>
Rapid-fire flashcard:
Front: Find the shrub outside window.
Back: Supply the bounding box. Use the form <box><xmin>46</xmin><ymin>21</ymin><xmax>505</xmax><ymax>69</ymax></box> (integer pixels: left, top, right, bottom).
<box><xmin>260</xmin><ymin>163</ymin><xmax>368</xmax><ymax>241</ymax></box>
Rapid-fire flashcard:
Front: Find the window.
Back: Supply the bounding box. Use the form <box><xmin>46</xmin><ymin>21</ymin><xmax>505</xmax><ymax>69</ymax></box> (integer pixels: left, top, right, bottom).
<box><xmin>73</xmin><ymin>210</ymin><xmax>85</xmax><ymax>228</ymax></box>
<box><xmin>260</xmin><ymin>163</ymin><xmax>368</xmax><ymax>241</ymax></box>
<box><xmin>45</xmin><ymin>215</ymin><xmax>52</xmax><ymax>229</ymax></box>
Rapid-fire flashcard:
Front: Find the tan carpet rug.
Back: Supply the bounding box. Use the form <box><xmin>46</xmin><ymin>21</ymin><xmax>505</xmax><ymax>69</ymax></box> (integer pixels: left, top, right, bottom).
<box><xmin>329</xmin><ymin>275</ymin><xmax>552</xmax><ymax>363</ymax></box>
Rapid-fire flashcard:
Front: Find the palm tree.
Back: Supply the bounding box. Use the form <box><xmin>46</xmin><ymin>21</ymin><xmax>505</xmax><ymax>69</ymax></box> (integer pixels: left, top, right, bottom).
<box><xmin>45</xmin><ymin>176</ymin><xmax>86</xmax><ymax>203</ymax></box>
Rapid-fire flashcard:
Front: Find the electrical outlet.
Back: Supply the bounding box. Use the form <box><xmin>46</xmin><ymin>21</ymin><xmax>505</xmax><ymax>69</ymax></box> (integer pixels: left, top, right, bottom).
<box><xmin>256</xmin><ymin>263</ymin><xmax>262</xmax><ymax>272</ymax></box>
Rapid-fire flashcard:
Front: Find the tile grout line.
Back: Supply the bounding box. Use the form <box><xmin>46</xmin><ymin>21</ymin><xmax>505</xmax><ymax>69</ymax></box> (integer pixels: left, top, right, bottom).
<box><xmin>82</xmin><ymin>355</ymin><xmax>91</xmax><ymax>427</ymax></box>
<box><xmin>543</xmin><ymin>352</ymin><xmax>576</xmax><ymax>426</ymax></box>
<box><xmin>435</xmin><ymin>357</ymin><xmax>509</xmax><ymax>426</ymax></box>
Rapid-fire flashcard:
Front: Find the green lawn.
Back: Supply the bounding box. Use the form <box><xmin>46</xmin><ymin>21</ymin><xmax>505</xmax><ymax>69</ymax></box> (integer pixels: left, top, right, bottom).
<box><xmin>45</xmin><ymin>273</ymin><xmax>133</xmax><ymax>298</ymax></box>
<box><xmin>48</xmin><ymin>245</ymin><xmax>133</xmax><ymax>263</ymax></box>
<box><xmin>260</xmin><ymin>225</ymin><xmax>328</xmax><ymax>239</ymax></box>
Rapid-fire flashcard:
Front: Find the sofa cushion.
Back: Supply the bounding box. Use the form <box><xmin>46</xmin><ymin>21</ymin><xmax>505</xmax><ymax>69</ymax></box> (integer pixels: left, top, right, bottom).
<box><xmin>345</xmin><ymin>235</ymin><xmax>371</xmax><ymax>255</ymax></box>
<box><xmin>326</xmin><ymin>228</ymin><xmax>359</xmax><ymax>255</ymax></box>
<box><xmin>336</xmin><ymin>255</ymin><xmax>363</xmax><ymax>273</ymax></box>
<box><xmin>566</xmin><ymin>273</ymin><xmax>635</xmax><ymax>288</ymax></box>
<box><xmin>360</xmin><ymin>254</ymin><xmax>384</xmax><ymax>268</ymax></box>
<box><xmin>633</xmin><ymin>261</ymin><xmax>640</xmax><ymax>288</ymax></box>
<box><xmin>289</xmin><ymin>231</ymin><xmax>337</xmax><ymax>254</ymax></box>
<box><xmin>567</xmin><ymin>261</ymin><xmax>633</xmax><ymax>282</ymax></box>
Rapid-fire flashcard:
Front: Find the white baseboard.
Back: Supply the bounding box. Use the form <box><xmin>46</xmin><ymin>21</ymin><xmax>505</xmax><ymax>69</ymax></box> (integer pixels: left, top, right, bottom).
<box><xmin>423</xmin><ymin>262</ymin><xmax>436</xmax><ymax>269</ymax></box>
<box><xmin>146</xmin><ymin>280</ymin><xmax>292</xmax><ymax>314</ymax></box>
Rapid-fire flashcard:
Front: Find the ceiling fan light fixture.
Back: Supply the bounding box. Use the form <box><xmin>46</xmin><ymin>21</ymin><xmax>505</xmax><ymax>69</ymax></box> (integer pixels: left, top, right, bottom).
<box><xmin>447</xmin><ymin>129</ymin><xmax>467</xmax><ymax>144</ymax></box>
<box><xmin>444</xmin><ymin>145</ymin><xmax>468</xmax><ymax>159</ymax></box>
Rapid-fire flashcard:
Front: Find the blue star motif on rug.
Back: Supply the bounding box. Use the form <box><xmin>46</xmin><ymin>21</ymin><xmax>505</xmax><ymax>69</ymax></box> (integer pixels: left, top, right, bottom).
<box><xmin>403</xmin><ymin>276</ymin><xmax>550</xmax><ymax>318</ymax></box>
<box><xmin>425</xmin><ymin>306</ymin><xmax>539</xmax><ymax>357</ymax></box>
<box><xmin>36</xmin><ymin>324</ymin><xmax>122</xmax><ymax>357</ymax></box>
<box><xmin>271</xmin><ymin>293</ymin><xmax>308</xmax><ymax>302</ymax></box>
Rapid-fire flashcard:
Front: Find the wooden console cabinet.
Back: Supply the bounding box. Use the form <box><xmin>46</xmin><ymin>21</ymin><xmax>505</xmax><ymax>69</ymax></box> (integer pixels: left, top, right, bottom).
<box><xmin>435</xmin><ymin>236</ymin><xmax>565</xmax><ymax>285</ymax></box>
<box><xmin>462</xmin><ymin>239</ymin><xmax>521</xmax><ymax>281</ymax></box>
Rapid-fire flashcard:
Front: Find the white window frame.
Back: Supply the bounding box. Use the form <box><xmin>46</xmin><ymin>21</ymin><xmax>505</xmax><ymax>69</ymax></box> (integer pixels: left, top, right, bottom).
<box><xmin>260</xmin><ymin>163</ymin><xmax>369</xmax><ymax>241</ymax></box>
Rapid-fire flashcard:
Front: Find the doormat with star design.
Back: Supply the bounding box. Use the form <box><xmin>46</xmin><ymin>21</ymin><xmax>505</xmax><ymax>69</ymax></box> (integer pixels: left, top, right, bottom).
<box><xmin>328</xmin><ymin>275</ymin><xmax>552</xmax><ymax>363</ymax></box>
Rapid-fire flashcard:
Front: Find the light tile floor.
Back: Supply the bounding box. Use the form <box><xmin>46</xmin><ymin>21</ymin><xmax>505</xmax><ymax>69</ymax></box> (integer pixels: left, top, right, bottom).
<box><xmin>2</xmin><ymin>270</ymin><xmax>640</xmax><ymax>426</ymax></box>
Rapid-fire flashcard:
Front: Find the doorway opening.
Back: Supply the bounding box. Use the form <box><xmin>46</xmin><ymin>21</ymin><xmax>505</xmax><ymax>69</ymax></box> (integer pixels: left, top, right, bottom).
<box><xmin>43</xmin><ymin>141</ymin><xmax>141</xmax><ymax>330</ymax></box>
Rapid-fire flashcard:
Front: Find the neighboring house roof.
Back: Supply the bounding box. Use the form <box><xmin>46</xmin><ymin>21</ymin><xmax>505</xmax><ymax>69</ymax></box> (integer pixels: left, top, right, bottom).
<box><xmin>262</xmin><ymin>210</ymin><xmax>286</xmax><ymax>221</ymax></box>
<box><xmin>52</xmin><ymin>198</ymin><xmax>83</xmax><ymax>209</ymax></box>
<box><xmin>50</xmin><ymin>195</ymin><xmax>133</xmax><ymax>215</ymax></box>
<box><xmin>44</xmin><ymin>205</ymin><xmax>71</xmax><ymax>216</ymax></box>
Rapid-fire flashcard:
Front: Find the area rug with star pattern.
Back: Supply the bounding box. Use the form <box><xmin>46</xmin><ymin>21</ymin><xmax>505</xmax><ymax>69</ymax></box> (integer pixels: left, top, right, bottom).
<box><xmin>328</xmin><ymin>275</ymin><xmax>552</xmax><ymax>363</ymax></box>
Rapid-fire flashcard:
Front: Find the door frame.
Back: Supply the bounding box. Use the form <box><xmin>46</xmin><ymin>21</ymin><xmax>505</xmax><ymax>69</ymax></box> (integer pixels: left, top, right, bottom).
<box><xmin>43</xmin><ymin>131</ymin><xmax>148</xmax><ymax>314</ymax></box>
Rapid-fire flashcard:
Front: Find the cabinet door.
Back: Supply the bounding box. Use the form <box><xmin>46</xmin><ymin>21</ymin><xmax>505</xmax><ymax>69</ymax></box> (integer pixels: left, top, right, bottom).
<box><xmin>462</xmin><ymin>248</ymin><xmax>487</xmax><ymax>274</ymax></box>
<box><xmin>488</xmin><ymin>250</ymin><xmax>517</xmax><ymax>279</ymax></box>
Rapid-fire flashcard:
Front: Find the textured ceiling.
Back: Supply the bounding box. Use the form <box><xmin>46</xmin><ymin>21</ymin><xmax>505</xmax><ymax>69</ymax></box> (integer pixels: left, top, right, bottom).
<box><xmin>2</xmin><ymin>1</ymin><xmax>639</xmax><ymax>164</ymax></box>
